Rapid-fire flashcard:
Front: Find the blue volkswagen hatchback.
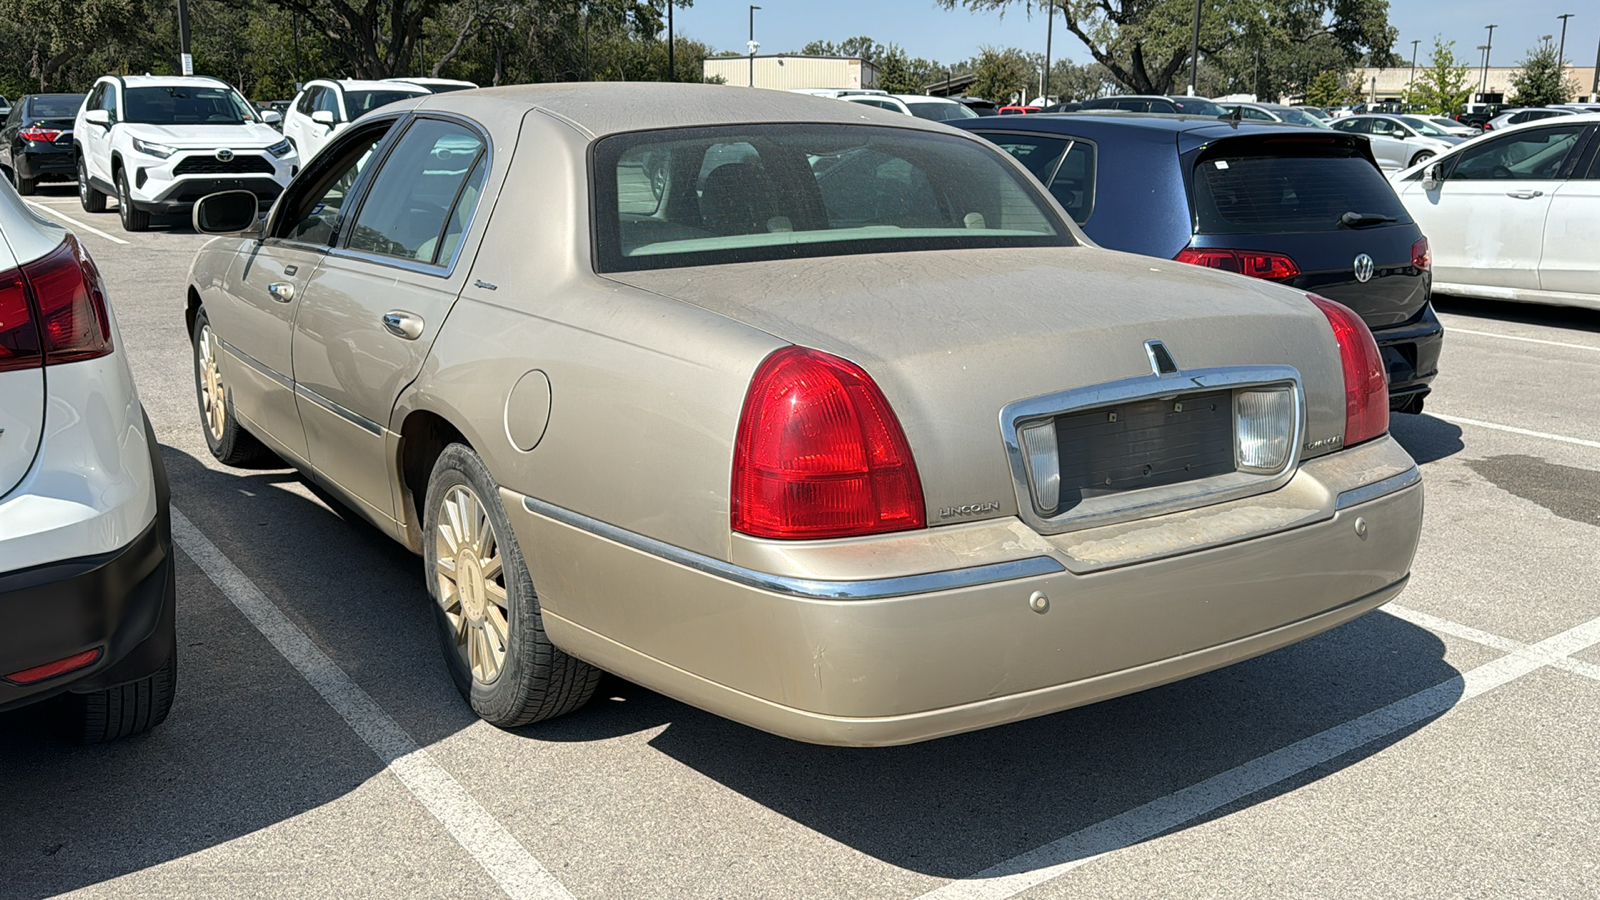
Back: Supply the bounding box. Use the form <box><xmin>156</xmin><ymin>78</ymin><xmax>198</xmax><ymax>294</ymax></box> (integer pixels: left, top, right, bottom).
<box><xmin>953</xmin><ymin>114</ymin><xmax>1443</xmax><ymax>413</ymax></box>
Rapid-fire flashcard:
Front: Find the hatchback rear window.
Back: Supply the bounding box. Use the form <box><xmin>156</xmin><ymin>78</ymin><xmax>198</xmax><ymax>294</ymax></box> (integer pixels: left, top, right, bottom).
<box><xmin>1191</xmin><ymin>150</ymin><xmax>1407</xmax><ymax>235</ymax></box>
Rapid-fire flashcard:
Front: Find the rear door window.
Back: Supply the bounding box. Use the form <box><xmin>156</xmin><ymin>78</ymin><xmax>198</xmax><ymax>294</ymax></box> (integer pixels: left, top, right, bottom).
<box><xmin>1450</xmin><ymin>124</ymin><xmax>1587</xmax><ymax>180</ymax></box>
<box><xmin>345</xmin><ymin>118</ymin><xmax>488</xmax><ymax>265</ymax></box>
<box><xmin>985</xmin><ymin>134</ymin><xmax>1096</xmax><ymax>223</ymax></box>
<box><xmin>1191</xmin><ymin>150</ymin><xmax>1407</xmax><ymax>234</ymax></box>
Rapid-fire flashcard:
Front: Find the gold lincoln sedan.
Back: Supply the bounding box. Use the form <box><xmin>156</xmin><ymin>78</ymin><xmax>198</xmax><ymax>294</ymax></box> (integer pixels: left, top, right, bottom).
<box><xmin>184</xmin><ymin>83</ymin><xmax>1423</xmax><ymax>746</ymax></box>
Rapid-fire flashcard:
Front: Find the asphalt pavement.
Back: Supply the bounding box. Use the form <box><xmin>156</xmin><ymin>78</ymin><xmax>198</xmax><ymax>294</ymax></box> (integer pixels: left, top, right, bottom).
<box><xmin>3</xmin><ymin>187</ymin><xmax>1598</xmax><ymax>899</ymax></box>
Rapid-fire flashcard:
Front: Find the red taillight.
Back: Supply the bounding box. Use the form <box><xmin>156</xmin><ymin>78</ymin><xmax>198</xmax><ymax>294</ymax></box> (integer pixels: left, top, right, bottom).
<box><xmin>733</xmin><ymin>346</ymin><xmax>926</xmax><ymax>539</ymax></box>
<box><xmin>4</xmin><ymin>647</ymin><xmax>102</xmax><ymax>685</ymax></box>
<box><xmin>1309</xmin><ymin>294</ymin><xmax>1387</xmax><ymax>447</ymax></box>
<box><xmin>1175</xmin><ymin>247</ymin><xmax>1301</xmax><ymax>281</ymax></box>
<box><xmin>22</xmin><ymin>236</ymin><xmax>112</xmax><ymax>365</ymax></box>
<box><xmin>0</xmin><ymin>265</ymin><xmax>41</xmax><ymax>372</ymax></box>
<box><xmin>1411</xmin><ymin>237</ymin><xmax>1430</xmax><ymax>273</ymax></box>
<box><xmin>18</xmin><ymin>126</ymin><xmax>62</xmax><ymax>143</ymax></box>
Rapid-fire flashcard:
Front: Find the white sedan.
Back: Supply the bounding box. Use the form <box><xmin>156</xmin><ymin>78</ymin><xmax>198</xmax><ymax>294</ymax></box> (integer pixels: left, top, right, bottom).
<box><xmin>1392</xmin><ymin>113</ymin><xmax>1600</xmax><ymax>309</ymax></box>
<box><xmin>0</xmin><ymin>178</ymin><xmax>176</xmax><ymax>739</ymax></box>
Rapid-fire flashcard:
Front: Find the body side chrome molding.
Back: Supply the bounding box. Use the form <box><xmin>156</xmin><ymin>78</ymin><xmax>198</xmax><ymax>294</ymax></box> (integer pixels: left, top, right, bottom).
<box><xmin>520</xmin><ymin>495</ymin><xmax>1065</xmax><ymax>600</ymax></box>
<box><xmin>294</xmin><ymin>384</ymin><xmax>384</xmax><ymax>436</ymax></box>
<box><xmin>219</xmin><ymin>338</ymin><xmax>292</xmax><ymax>389</ymax></box>
<box><xmin>1335</xmin><ymin>466</ymin><xmax>1421</xmax><ymax>510</ymax></box>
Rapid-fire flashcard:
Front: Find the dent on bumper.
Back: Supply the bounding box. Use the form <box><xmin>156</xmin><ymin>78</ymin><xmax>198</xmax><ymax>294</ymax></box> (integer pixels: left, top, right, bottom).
<box><xmin>507</xmin><ymin>438</ymin><xmax>1423</xmax><ymax>746</ymax></box>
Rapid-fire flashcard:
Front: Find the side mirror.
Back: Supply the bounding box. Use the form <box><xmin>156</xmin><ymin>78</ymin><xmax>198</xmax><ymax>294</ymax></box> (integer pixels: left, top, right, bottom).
<box><xmin>84</xmin><ymin>108</ymin><xmax>111</xmax><ymax>127</ymax></box>
<box><xmin>310</xmin><ymin>110</ymin><xmax>336</xmax><ymax>126</ymax></box>
<box><xmin>1421</xmin><ymin>163</ymin><xmax>1444</xmax><ymax>191</ymax></box>
<box><xmin>193</xmin><ymin>190</ymin><xmax>263</xmax><ymax>236</ymax></box>
<box><xmin>261</xmin><ymin>110</ymin><xmax>282</xmax><ymax>125</ymax></box>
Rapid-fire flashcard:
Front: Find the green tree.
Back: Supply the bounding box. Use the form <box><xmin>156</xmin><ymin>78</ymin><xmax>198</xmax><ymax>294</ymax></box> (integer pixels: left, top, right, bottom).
<box><xmin>1402</xmin><ymin>36</ymin><xmax>1471</xmax><ymax>115</ymax></box>
<box><xmin>1303</xmin><ymin>70</ymin><xmax>1344</xmax><ymax>106</ymax></box>
<box><xmin>1508</xmin><ymin>38</ymin><xmax>1576</xmax><ymax>107</ymax></box>
<box><xmin>0</xmin><ymin>0</ymin><xmax>148</xmax><ymax>91</ymax></box>
<box><xmin>968</xmin><ymin>45</ymin><xmax>1033</xmax><ymax>104</ymax></box>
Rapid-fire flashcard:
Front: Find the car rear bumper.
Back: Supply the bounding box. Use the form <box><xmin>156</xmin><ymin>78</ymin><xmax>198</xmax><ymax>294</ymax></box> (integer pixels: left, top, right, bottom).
<box><xmin>0</xmin><ymin>424</ymin><xmax>174</xmax><ymax>714</ymax></box>
<box><xmin>1373</xmin><ymin>300</ymin><xmax>1443</xmax><ymax>406</ymax></box>
<box><xmin>15</xmin><ymin>145</ymin><xmax>76</xmax><ymax>179</ymax></box>
<box><xmin>508</xmin><ymin>437</ymin><xmax>1423</xmax><ymax>746</ymax></box>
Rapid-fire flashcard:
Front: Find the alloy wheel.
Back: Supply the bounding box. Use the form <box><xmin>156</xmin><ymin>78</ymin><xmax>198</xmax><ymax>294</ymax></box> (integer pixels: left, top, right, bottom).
<box><xmin>196</xmin><ymin>324</ymin><xmax>227</xmax><ymax>442</ymax></box>
<box><xmin>434</xmin><ymin>484</ymin><xmax>510</xmax><ymax>685</ymax></box>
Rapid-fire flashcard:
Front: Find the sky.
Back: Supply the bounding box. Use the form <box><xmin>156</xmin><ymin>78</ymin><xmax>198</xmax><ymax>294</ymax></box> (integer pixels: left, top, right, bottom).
<box><xmin>671</xmin><ymin>0</ymin><xmax>1600</xmax><ymax>74</ymax></box>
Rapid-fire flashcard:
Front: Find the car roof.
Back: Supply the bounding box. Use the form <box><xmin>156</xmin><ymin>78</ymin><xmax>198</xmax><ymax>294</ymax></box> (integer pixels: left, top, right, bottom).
<box><xmin>890</xmin><ymin>95</ymin><xmax>959</xmax><ymax>104</ymax></box>
<box><xmin>953</xmin><ymin>112</ymin><xmax>1323</xmax><ymax>152</ymax></box>
<box><xmin>307</xmin><ymin>78</ymin><xmax>431</xmax><ymax>92</ymax></box>
<box><xmin>414</xmin><ymin>82</ymin><xmax>957</xmax><ymax>139</ymax></box>
<box><xmin>111</xmin><ymin>75</ymin><xmax>235</xmax><ymax>89</ymax></box>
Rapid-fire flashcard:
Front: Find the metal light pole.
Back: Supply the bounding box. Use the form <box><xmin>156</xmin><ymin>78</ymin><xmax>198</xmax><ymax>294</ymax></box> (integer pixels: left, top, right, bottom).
<box><xmin>1476</xmin><ymin>44</ymin><xmax>1489</xmax><ymax>97</ymax></box>
<box><xmin>1408</xmin><ymin>39</ymin><xmax>1420</xmax><ymax>94</ymax></box>
<box><xmin>1556</xmin><ymin>13</ymin><xmax>1574</xmax><ymax>92</ymax></box>
<box><xmin>747</xmin><ymin>6</ymin><xmax>761</xmax><ymax>88</ymax></box>
<box><xmin>175</xmin><ymin>0</ymin><xmax>192</xmax><ymax>75</ymax></box>
<box><xmin>667</xmin><ymin>0</ymin><xmax>675</xmax><ymax>82</ymax></box>
<box><xmin>1188</xmin><ymin>0</ymin><xmax>1202</xmax><ymax>96</ymax></box>
<box><xmin>1592</xmin><ymin>33</ymin><xmax>1600</xmax><ymax>101</ymax></box>
<box><xmin>1043</xmin><ymin>1</ymin><xmax>1054</xmax><ymax>104</ymax></box>
<box><xmin>1483</xmin><ymin>24</ymin><xmax>1497</xmax><ymax>93</ymax></box>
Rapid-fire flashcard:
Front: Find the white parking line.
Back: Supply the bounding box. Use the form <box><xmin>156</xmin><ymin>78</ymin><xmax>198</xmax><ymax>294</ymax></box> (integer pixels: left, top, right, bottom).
<box><xmin>914</xmin><ymin>609</ymin><xmax>1600</xmax><ymax>900</ymax></box>
<box><xmin>1388</xmin><ymin>604</ymin><xmax>1600</xmax><ymax>684</ymax></box>
<box><xmin>1442</xmin><ymin>326</ymin><xmax>1600</xmax><ymax>354</ymax></box>
<box><xmin>170</xmin><ymin>509</ymin><xmax>574</xmax><ymax>900</ymax></box>
<box><xmin>1432</xmin><ymin>414</ymin><xmax>1600</xmax><ymax>450</ymax></box>
<box><xmin>24</xmin><ymin>199</ymin><xmax>130</xmax><ymax>245</ymax></box>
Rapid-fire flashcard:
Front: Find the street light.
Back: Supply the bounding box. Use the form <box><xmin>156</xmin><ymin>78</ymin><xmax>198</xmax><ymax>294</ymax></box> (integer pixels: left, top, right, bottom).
<box><xmin>667</xmin><ymin>0</ymin><xmax>675</xmax><ymax>83</ymax></box>
<box><xmin>1043</xmin><ymin>1</ymin><xmax>1055</xmax><ymax>104</ymax></box>
<box><xmin>748</xmin><ymin>5</ymin><xmax>761</xmax><ymax>88</ymax></box>
<box><xmin>1482</xmin><ymin>24</ymin><xmax>1497</xmax><ymax>93</ymax></box>
<box><xmin>1556</xmin><ymin>13</ymin><xmax>1574</xmax><ymax>92</ymax></box>
<box><xmin>1408</xmin><ymin>39</ymin><xmax>1420</xmax><ymax>95</ymax></box>
<box><xmin>1187</xmin><ymin>0</ymin><xmax>1202</xmax><ymax>96</ymax></box>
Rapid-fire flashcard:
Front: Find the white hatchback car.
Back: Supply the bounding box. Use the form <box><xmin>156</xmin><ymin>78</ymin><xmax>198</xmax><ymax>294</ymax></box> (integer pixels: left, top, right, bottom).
<box><xmin>1332</xmin><ymin>114</ymin><xmax>1462</xmax><ymax>168</ymax></box>
<box><xmin>1393</xmin><ymin>113</ymin><xmax>1600</xmax><ymax>309</ymax></box>
<box><xmin>282</xmin><ymin>79</ymin><xmax>430</xmax><ymax>161</ymax></box>
<box><xmin>0</xmin><ymin>181</ymin><xmax>175</xmax><ymax>740</ymax></box>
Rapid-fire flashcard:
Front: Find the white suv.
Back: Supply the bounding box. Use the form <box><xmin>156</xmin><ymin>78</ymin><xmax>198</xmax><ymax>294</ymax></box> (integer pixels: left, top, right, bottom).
<box><xmin>282</xmin><ymin>79</ymin><xmax>429</xmax><ymax>161</ymax></box>
<box><xmin>74</xmin><ymin>75</ymin><xmax>298</xmax><ymax>232</ymax></box>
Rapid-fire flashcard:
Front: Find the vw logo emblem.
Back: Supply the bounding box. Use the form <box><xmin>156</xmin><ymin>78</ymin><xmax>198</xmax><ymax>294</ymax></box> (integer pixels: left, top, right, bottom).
<box><xmin>216</xmin><ymin>148</ymin><xmax>234</xmax><ymax>162</ymax></box>
<box><xmin>1353</xmin><ymin>253</ymin><xmax>1375</xmax><ymax>283</ymax></box>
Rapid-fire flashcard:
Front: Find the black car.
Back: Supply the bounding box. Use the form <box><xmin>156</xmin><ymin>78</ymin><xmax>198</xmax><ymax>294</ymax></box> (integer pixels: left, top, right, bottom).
<box><xmin>954</xmin><ymin>114</ymin><xmax>1442</xmax><ymax>413</ymax></box>
<box><xmin>1079</xmin><ymin>95</ymin><xmax>1227</xmax><ymax>117</ymax></box>
<box><xmin>1</xmin><ymin>93</ymin><xmax>85</xmax><ymax>195</ymax></box>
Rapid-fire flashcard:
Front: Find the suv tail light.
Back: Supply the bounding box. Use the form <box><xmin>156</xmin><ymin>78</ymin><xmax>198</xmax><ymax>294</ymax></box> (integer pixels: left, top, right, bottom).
<box><xmin>733</xmin><ymin>347</ymin><xmax>926</xmax><ymax>539</ymax></box>
<box><xmin>1411</xmin><ymin>237</ymin><xmax>1431</xmax><ymax>273</ymax></box>
<box><xmin>18</xmin><ymin>126</ymin><xmax>62</xmax><ymax>143</ymax></box>
<box><xmin>0</xmin><ymin>266</ymin><xmax>42</xmax><ymax>372</ymax></box>
<box><xmin>0</xmin><ymin>236</ymin><xmax>113</xmax><ymax>372</ymax></box>
<box><xmin>1309</xmin><ymin>294</ymin><xmax>1387</xmax><ymax>447</ymax></box>
<box><xmin>1175</xmin><ymin>247</ymin><xmax>1301</xmax><ymax>282</ymax></box>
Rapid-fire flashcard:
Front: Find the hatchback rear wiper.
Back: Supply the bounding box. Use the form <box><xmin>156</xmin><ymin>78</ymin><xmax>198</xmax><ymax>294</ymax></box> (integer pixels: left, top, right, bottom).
<box><xmin>1339</xmin><ymin>211</ymin><xmax>1397</xmax><ymax>228</ymax></box>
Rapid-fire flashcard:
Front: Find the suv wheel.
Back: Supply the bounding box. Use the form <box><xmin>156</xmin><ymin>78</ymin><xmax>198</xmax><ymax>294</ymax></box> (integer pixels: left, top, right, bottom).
<box><xmin>59</xmin><ymin>648</ymin><xmax>177</xmax><ymax>743</ymax></box>
<box><xmin>78</xmin><ymin>155</ymin><xmax>107</xmax><ymax>212</ymax></box>
<box><xmin>423</xmin><ymin>443</ymin><xmax>601</xmax><ymax>728</ymax></box>
<box><xmin>116</xmin><ymin>169</ymin><xmax>150</xmax><ymax>232</ymax></box>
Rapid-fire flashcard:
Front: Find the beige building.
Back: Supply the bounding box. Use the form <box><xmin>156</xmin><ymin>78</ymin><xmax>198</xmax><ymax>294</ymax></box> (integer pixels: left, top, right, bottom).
<box><xmin>1349</xmin><ymin>65</ymin><xmax>1598</xmax><ymax>102</ymax></box>
<box><xmin>702</xmin><ymin>55</ymin><xmax>879</xmax><ymax>91</ymax></box>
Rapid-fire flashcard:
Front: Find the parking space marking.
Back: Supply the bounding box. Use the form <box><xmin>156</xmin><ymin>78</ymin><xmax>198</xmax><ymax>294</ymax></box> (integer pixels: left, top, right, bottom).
<box><xmin>1444</xmin><ymin>327</ymin><xmax>1600</xmax><ymax>355</ymax></box>
<box><xmin>1388</xmin><ymin>604</ymin><xmax>1600</xmax><ymax>683</ymax></box>
<box><xmin>1433</xmin><ymin>414</ymin><xmax>1600</xmax><ymax>451</ymax></box>
<box><xmin>914</xmin><ymin>608</ymin><xmax>1600</xmax><ymax>900</ymax></box>
<box><xmin>171</xmin><ymin>509</ymin><xmax>575</xmax><ymax>900</ymax></box>
<box><xmin>23</xmin><ymin>199</ymin><xmax>130</xmax><ymax>245</ymax></box>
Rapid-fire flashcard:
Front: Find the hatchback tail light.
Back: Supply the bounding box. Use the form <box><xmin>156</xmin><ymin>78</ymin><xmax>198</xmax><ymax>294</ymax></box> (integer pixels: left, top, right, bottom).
<box><xmin>1174</xmin><ymin>247</ymin><xmax>1301</xmax><ymax>282</ymax></box>
<box><xmin>0</xmin><ymin>266</ymin><xmax>42</xmax><ymax>372</ymax></box>
<box><xmin>1411</xmin><ymin>237</ymin><xmax>1431</xmax><ymax>273</ymax></box>
<box><xmin>27</xmin><ymin>236</ymin><xmax>113</xmax><ymax>365</ymax></box>
<box><xmin>733</xmin><ymin>346</ymin><xmax>926</xmax><ymax>539</ymax></box>
<box><xmin>18</xmin><ymin>126</ymin><xmax>62</xmax><ymax>143</ymax></box>
<box><xmin>1309</xmin><ymin>294</ymin><xmax>1387</xmax><ymax>447</ymax></box>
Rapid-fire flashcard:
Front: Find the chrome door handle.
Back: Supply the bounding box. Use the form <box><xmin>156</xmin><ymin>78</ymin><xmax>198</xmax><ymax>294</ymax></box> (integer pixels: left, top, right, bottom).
<box><xmin>382</xmin><ymin>311</ymin><xmax>424</xmax><ymax>340</ymax></box>
<box><xmin>1506</xmin><ymin>190</ymin><xmax>1544</xmax><ymax>199</ymax></box>
<box><xmin>268</xmin><ymin>282</ymin><xmax>294</xmax><ymax>302</ymax></box>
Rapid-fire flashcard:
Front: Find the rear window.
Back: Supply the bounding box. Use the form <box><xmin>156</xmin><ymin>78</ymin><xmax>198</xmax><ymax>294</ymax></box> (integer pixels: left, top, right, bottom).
<box><xmin>905</xmin><ymin>101</ymin><xmax>978</xmax><ymax>121</ymax></box>
<box><xmin>27</xmin><ymin>95</ymin><xmax>83</xmax><ymax>118</ymax></box>
<box><xmin>1191</xmin><ymin>147</ymin><xmax>1407</xmax><ymax>235</ymax></box>
<box><xmin>593</xmin><ymin>123</ymin><xmax>1071</xmax><ymax>273</ymax></box>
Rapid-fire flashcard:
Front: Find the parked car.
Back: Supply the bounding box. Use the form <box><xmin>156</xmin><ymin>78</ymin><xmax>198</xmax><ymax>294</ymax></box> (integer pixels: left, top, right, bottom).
<box><xmin>1080</xmin><ymin>95</ymin><xmax>1227</xmax><ymax>116</ymax></box>
<box><xmin>389</xmin><ymin>78</ymin><xmax>479</xmax><ymax>94</ymax></box>
<box><xmin>0</xmin><ymin>178</ymin><xmax>176</xmax><ymax>741</ymax></box>
<box><xmin>997</xmin><ymin>105</ymin><xmax>1040</xmax><ymax>115</ymax></box>
<box><xmin>841</xmin><ymin>94</ymin><xmax>979</xmax><ymax>121</ymax></box>
<box><xmin>282</xmin><ymin>78</ymin><xmax>429</xmax><ymax>161</ymax></box>
<box><xmin>0</xmin><ymin>95</ymin><xmax>10</xmax><ymax>120</ymax></box>
<box><xmin>1</xmin><ymin>93</ymin><xmax>85</xmax><ymax>195</ymax></box>
<box><xmin>73</xmin><ymin>75</ymin><xmax>298</xmax><ymax>232</ymax></box>
<box><xmin>1392</xmin><ymin>113</ymin><xmax>1600</xmax><ymax>310</ymax></box>
<box><xmin>1456</xmin><ymin>104</ymin><xmax>1509</xmax><ymax>130</ymax></box>
<box><xmin>947</xmin><ymin>95</ymin><xmax>999</xmax><ymax>115</ymax></box>
<box><xmin>1484</xmin><ymin>107</ymin><xmax>1577</xmax><ymax>131</ymax></box>
<box><xmin>1040</xmin><ymin>101</ymin><xmax>1083</xmax><ymax>113</ymax></box>
<box><xmin>954</xmin><ymin>113</ymin><xmax>1442</xmax><ymax>412</ymax></box>
<box><xmin>183</xmin><ymin>84</ymin><xmax>1422</xmax><ymax>746</ymax></box>
<box><xmin>787</xmin><ymin>88</ymin><xmax>889</xmax><ymax>99</ymax></box>
<box><xmin>1331</xmin><ymin>114</ymin><xmax>1461</xmax><ymax>168</ymax></box>
<box><xmin>1294</xmin><ymin>106</ymin><xmax>1332</xmax><ymax>121</ymax></box>
<box><xmin>1217</xmin><ymin>101</ymin><xmax>1331</xmax><ymax>128</ymax></box>
<box><xmin>1416</xmin><ymin>115</ymin><xmax>1477</xmax><ymax>138</ymax></box>
<box><xmin>256</xmin><ymin>99</ymin><xmax>293</xmax><ymax>128</ymax></box>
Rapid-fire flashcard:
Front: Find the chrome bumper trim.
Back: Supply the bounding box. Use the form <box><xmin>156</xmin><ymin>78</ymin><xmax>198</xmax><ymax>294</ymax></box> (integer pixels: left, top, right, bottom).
<box><xmin>520</xmin><ymin>496</ymin><xmax>1065</xmax><ymax>600</ymax></box>
<box><xmin>1335</xmin><ymin>466</ymin><xmax>1421</xmax><ymax>510</ymax></box>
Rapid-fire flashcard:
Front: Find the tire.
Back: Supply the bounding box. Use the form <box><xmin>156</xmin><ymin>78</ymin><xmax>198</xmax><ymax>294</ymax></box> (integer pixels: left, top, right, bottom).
<box><xmin>116</xmin><ymin>168</ymin><xmax>150</xmax><ymax>232</ymax></box>
<box><xmin>191</xmin><ymin>307</ymin><xmax>273</xmax><ymax>466</ymax></box>
<box><xmin>1410</xmin><ymin>150</ymin><xmax>1436</xmax><ymax>168</ymax></box>
<box><xmin>424</xmin><ymin>443</ymin><xmax>600</xmax><ymax>728</ymax></box>
<box><xmin>59</xmin><ymin>648</ymin><xmax>177</xmax><ymax>743</ymax></box>
<box><xmin>1392</xmin><ymin>394</ymin><xmax>1425</xmax><ymax>416</ymax></box>
<box><xmin>77</xmin><ymin>154</ymin><xmax>107</xmax><ymax>212</ymax></box>
<box><xmin>12</xmin><ymin>166</ymin><xmax>36</xmax><ymax>196</ymax></box>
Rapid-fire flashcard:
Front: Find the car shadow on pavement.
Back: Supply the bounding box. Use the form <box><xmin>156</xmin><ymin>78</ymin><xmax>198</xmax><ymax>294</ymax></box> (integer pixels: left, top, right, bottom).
<box><xmin>1433</xmin><ymin>295</ymin><xmax>1600</xmax><ymax>335</ymax></box>
<box><xmin>1390</xmin><ymin>412</ymin><xmax>1464</xmax><ymax>464</ymax></box>
<box><xmin>0</xmin><ymin>446</ymin><xmax>477</xmax><ymax>898</ymax></box>
<box><xmin>528</xmin><ymin>604</ymin><xmax>1461</xmax><ymax>879</ymax></box>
